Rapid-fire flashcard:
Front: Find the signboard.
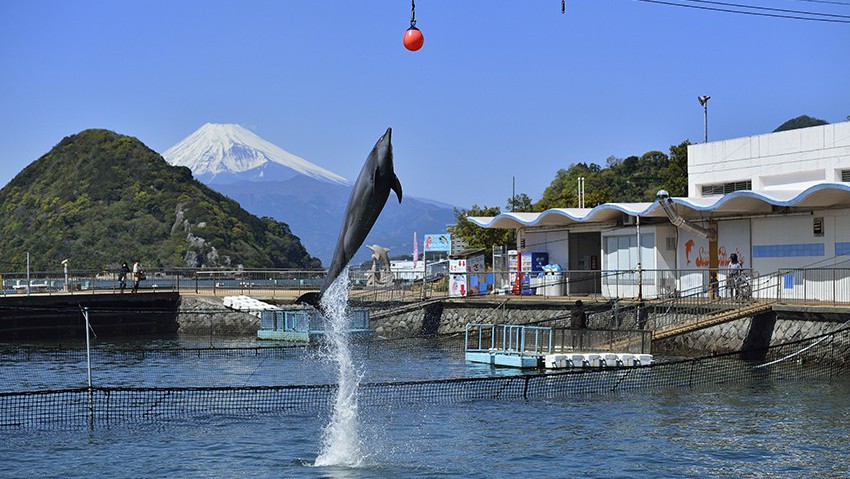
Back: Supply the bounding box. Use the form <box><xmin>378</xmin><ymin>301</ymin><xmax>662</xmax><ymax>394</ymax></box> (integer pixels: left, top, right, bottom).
<box><xmin>467</xmin><ymin>254</ymin><xmax>485</xmax><ymax>274</ymax></box>
<box><xmin>449</xmin><ymin>274</ymin><xmax>467</xmax><ymax>297</ymax></box>
<box><xmin>424</xmin><ymin>234</ymin><xmax>451</xmax><ymax>253</ymax></box>
<box><xmin>449</xmin><ymin>259</ymin><xmax>467</xmax><ymax>273</ymax></box>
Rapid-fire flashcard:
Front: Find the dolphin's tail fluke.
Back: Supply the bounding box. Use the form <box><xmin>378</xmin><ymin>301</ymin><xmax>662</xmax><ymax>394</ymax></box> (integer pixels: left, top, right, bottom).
<box><xmin>295</xmin><ymin>292</ymin><xmax>322</xmax><ymax>311</ymax></box>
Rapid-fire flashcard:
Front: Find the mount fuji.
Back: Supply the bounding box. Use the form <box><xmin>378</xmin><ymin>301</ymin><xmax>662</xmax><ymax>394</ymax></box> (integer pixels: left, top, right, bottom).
<box><xmin>163</xmin><ymin>123</ymin><xmax>348</xmax><ymax>185</ymax></box>
<box><xmin>163</xmin><ymin>124</ymin><xmax>456</xmax><ymax>266</ymax></box>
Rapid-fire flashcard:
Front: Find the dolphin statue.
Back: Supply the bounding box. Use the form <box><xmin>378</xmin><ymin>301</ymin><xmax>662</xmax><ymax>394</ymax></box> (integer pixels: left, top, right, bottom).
<box><xmin>367</xmin><ymin>244</ymin><xmax>392</xmax><ymax>270</ymax></box>
<box><xmin>297</xmin><ymin>127</ymin><xmax>402</xmax><ymax>308</ymax></box>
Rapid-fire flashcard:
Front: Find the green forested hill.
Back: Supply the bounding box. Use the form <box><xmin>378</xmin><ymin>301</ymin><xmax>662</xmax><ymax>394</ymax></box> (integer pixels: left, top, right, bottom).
<box><xmin>773</xmin><ymin>115</ymin><xmax>828</xmax><ymax>133</ymax></box>
<box><xmin>0</xmin><ymin>129</ymin><xmax>321</xmax><ymax>271</ymax></box>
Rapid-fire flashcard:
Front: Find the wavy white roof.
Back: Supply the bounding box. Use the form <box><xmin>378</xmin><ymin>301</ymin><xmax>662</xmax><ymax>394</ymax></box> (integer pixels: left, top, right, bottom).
<box><xmin>469</xmin><ymin>183</ymin><xmax>850</xmax><ymax>229</ymax></box>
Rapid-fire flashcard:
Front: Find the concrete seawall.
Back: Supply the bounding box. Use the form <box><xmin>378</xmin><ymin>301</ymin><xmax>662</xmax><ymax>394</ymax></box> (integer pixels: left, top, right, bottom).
<box><xmin>0</xmin><ymin>293</ymin><xmax>258</xmax><ymax>339</ymax></box>
<box><xmin>3</xmin><ymin>293</ymin><xmax>847</xmax><ymax>360</ymax></box>
<box><xmin>0</xmin><ymin>292</ymin><xmax>180</xmax><ymax>340</ymax></box>
<box><xmin>364</xmin><ymin>299</ymin><xmax>850</xmax><ymax>358</ymax></box>
<box><xmin>176</xmin><ymin>296</ymin><xmax>260</xmax><ymax>336</ymax></box>
<box><xmin>653</xmin><ymin>305</ymin><xmax>850</xmax><ymax>356</ymax></box>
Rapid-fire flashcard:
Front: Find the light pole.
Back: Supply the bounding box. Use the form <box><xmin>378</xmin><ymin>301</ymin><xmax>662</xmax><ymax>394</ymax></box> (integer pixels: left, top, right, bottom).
<box><xmin>698</xmin><ymin>95</ymin><xmax>710</xmax><ymax>143</ymax></box>
<box><xmin>62</xmin><ymin>259</ymin><xmax>69</xmax><ymax>292</ymax></box>
<box><xmin>511</xmin><ymin>176</ymin><xmax>516</xmax><ymax>212</ymax></box>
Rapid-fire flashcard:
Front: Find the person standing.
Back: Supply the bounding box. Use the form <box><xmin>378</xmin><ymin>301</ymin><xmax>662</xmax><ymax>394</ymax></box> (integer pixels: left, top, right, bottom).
<box><xmin>118</xmin><ymin>262</ymin><xmax>131</xmax><ymax>293</ymax></box>
<box><xmin>728</xmin><ymin>253</ymin><xmax>742</xmax><ymax>299</ymax></box>
<box><xmin>571</xmin><ymin>300</ymin><xmax>588</xmax><ymax>350</ymax></box>
<box><xmin>132</xmin><ymin>259</ymin><xmax>143</xmax><ymax>293</ymax></box>
<box><xmin>571</xmin><ymin>300</ymin><xmax>588</xmax><ymax>329</ymax></box>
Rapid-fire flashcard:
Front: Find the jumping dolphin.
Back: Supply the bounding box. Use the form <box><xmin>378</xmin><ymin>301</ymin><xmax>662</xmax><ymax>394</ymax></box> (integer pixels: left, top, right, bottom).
<box><xmin>297</xmin><ymin>127</ymin><xmax>402</xmax><ymax>308</ymax></box>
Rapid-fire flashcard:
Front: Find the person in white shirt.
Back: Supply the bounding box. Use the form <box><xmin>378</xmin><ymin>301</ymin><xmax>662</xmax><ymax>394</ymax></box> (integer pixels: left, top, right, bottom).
<box><xmin>728</xmin><ymin>253</ymin><xmax>742</xmax><ymax>298</ymax></box>
<box><xmin>132</xmin><ymin>260</ymin><xmax>143</xmax><ymax>293</ymax></box>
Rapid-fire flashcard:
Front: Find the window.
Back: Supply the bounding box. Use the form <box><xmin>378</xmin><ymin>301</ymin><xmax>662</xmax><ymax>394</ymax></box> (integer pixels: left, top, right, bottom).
<box><xmin>813</xmin><ymin>217</ymin><xmax>824</xmax><ymax>237</ymax></box>
<box><xmin>842</xmin><ymin>170</ymin><xmax>850</xmax><ymax>182</ymax></box>
<box><xmin>701</xmin><ymin>180</ymin><xmax>752</xmax><ymax>196</ymax></box>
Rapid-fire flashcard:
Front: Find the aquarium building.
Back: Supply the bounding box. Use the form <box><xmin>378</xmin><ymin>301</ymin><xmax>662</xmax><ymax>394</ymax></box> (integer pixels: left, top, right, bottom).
<box><xmin>469</xmin><ymin>121</ymin><xmax>850</xmax><ymax>300</ymax></box>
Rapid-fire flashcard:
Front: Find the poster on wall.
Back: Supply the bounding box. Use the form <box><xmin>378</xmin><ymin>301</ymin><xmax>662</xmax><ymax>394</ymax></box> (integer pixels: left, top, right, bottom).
<box><xmin>449</xmin><ymin>274</ymin><xmax>467</xmax><ymax>297</ymax></box>
<box><xmin>449</xmin><ymin>259</ymin><xmax>467</xmax><ymax>273</ymax></box>
<box><xmin>467</xmin><ymin>254</ymin><xmax>485</xmax><ymax>274</ymax></box>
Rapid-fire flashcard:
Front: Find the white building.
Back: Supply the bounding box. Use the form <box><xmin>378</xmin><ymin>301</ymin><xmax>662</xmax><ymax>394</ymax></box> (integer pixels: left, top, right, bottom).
<box><xmin>469</xmin><ymin>121</ymin><xmax>850</xmax><ymax>300</ymax></box>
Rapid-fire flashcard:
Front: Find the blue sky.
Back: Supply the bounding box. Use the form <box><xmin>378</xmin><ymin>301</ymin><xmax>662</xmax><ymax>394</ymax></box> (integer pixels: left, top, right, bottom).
<box><xmin>1</xmin><ymin>0</ymin><xmax>848</xmax><ymax>209</ymax></box>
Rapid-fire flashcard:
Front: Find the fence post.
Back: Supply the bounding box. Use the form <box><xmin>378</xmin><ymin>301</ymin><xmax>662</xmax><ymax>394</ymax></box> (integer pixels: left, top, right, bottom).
<box><xmin>83</xmin><ymin>307</ymin><xmax>94</xmax><ymax>427</ymax></box>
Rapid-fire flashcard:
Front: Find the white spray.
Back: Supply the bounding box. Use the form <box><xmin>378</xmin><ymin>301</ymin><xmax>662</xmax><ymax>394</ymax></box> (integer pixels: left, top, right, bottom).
<box><xmin>314</xmin><ymin>267</ymin><xmax>364</xmax><ymax>467</ymax></box>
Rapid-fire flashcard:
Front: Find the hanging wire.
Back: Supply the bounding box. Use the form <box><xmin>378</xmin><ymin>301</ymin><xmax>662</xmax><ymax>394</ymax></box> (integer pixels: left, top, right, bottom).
<box><xmin>562</xmin><ymin>0</ymin><xmax>567</xmax><ymax>13</ymax></box>
<box><xmin>636</xmin><ymin>0</ymin><xmax>850</xmax><ymax>23</ymax></box>
<box><xmin>786</xmin><ymin>0</ymin><xmax>850</xmax><ymax>6</ymax></box>
<box><xmin>411</xmin><ymin>0</ymin><xmax>417</xmax><ymax>27</ymax></box>
<box><xmin>679</xmin><ymin>0</ymin><xmax>850</xmax><ymax>19</ymax></box>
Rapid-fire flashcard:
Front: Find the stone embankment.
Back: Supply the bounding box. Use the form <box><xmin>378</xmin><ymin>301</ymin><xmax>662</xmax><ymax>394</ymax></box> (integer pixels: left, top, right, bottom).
<box><xmin>367</xmin><ymin>298</ymin><xmax>849</xmax><ymax>358</ymax></box>
<box><xmin>177</xmin><ymin>296</ymin><xmax>260</xmax><ymax>336</ymax></box>
<box><xmin>366</xmin><ymin>298</ymin><xmax>619</xmax><ymax>338</ymax></box>
<box><xmin>655</xmin><ymin>306</ymin><xmax>849</xmax><ymax>356</ymax></box>
<box><xmin>176</xmin><ymin>295</ymin><xmax>849</xmax><ymax>359</ymax></box>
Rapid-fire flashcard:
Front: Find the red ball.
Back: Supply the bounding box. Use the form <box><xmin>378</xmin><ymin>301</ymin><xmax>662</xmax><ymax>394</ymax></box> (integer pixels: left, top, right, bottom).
<box><xmin>403</xmin><ymin>26</ymin><xmax>424</xmax><ymax>51</ymax></box>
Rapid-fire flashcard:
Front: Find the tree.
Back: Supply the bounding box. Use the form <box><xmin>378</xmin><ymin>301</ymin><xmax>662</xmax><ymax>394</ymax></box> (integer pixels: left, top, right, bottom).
<box><xmin>536</xmin><ymin>142</ymin><xmax>691</xmax><ymax>206</ymax></box>
<box><xmin>506</xmin><ymin>193</ymin><xmax>535</xmax><ymax>212</ymax></box>
<box><xmin>450</xmin><ymin>205</ymin><xmax>515</xmax><ymax>264</ymax></box>
<box><xmin>662</xmin><ymin>140</ymin><xmax>691</xmax><ymax>197</ymax></box>
<box><xmin>537</xmin><ymin>163</ymin><xmax>603</xmax><ymax>210</ymax></box>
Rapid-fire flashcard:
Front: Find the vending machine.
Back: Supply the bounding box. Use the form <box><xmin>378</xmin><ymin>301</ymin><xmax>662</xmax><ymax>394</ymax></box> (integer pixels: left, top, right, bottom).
<box><xmin>520</xmin><ymin>252</ymin><xmax>549</xmax><ymax>273</ymax></box>
<box><xmin>518</xmin><ymin>252</ymin><xmax>548</xmax><ymax>295</ymax></box>
<box><xmin>508</xmin><ymin>250</ymin><xmax>519</xmax><ymax>294</ymax></box>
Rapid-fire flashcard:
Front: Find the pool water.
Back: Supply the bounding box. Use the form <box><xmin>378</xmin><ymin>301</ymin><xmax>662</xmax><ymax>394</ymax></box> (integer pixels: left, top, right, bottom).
<box><xmin>1</xmin><ymin>337</ymin><xmax>849</xmax><ymax>478</ymax></box>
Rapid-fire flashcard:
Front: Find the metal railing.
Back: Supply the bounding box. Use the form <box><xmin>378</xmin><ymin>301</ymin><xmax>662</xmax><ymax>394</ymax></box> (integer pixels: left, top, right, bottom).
<box><xmin>465</xmin><ymin>323</ymin><xmax>553</xmax><ymax>357</ymax></box>
<box><xmin>644</xmin><ymin>270</ymin><xmax>782</xmax><ymax>333</ymax></box>
<box><xmin>776</xmin><ymin>268</ymin><xmax>850</xmax><ymax>304</ymax></box>
<box><xmin>464</xmin><ymin>322</ymin><xmax>651</xmax><ymax>355</ymax></box>
<box><xmin>259</xmin><ymin>308</ymin><xmax>369</xmax><ymax>333</ymax></box>
<box><xmin>2</xmin><ymin>267</ymin><xmax>849</xmax><ymax>307</ymax></box>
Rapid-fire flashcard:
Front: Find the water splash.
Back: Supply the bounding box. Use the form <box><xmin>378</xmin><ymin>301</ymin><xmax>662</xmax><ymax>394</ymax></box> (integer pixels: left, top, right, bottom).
<box><xmin>315</xmin><ymin>268</ymin><xmax>364</xmax><ymax>467</ymax></box>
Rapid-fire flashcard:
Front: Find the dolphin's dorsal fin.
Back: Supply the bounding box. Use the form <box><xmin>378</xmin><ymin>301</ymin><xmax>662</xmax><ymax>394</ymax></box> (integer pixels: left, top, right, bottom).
<box><xmin>392</xmin><ymin>175</ymin><xmax>403</xmax><ymax>203</ymax></box>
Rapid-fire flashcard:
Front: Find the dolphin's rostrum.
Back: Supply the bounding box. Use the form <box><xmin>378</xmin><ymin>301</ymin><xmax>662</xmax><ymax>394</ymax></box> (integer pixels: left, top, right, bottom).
<box><xmin>298</xmin><ymin>127</ymin><xmax>402</xmax><ymax>308</ymax></box>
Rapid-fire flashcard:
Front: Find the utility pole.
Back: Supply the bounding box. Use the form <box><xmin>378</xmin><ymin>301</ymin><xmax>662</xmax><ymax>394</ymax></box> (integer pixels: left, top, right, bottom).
<box><xmin>698</xmin><ymin>95</ymin><xmax>711</xmax><ymax>143</ymax></box>
<box><xmin>511</xmin><ymin>176</ymin><xmax>516</xmax><ymax>212</ymax></box>
<box><xmin>577</xmin><ymin>177</ymin><xmax>585</xmax><ymax>208</ymax></box>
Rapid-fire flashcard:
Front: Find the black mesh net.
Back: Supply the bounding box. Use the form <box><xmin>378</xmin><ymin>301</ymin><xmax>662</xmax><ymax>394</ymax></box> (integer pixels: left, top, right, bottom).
<box><xmin>1</xmin><ymin>325</ymin><xmax>848</xmax><ymax>430</ymax></box>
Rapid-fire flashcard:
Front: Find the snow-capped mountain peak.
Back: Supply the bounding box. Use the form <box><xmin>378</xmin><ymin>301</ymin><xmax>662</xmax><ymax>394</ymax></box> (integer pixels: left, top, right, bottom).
<box><xmin>162</xmin><ymin>123</ymin><xmax>348</xmax><ymax>185</ymax></box>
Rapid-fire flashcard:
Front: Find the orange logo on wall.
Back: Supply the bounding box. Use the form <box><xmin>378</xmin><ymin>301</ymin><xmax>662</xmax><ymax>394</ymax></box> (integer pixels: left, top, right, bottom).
<box><xmin>685</xmin><ymin>239</ymin><xmax>695</xmax><ymax>265</ymax></box>
<box><xmin>685</xmin><ymin>240</ymin><xmax>745</xmax><ymax>267</ymax></box>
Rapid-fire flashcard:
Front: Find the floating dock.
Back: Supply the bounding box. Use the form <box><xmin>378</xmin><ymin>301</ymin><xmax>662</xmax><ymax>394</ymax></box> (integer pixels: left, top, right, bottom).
<box><xmin>257</xmin><ymin>306</ymin><xmax>370</xmax><ymax>342</ymax></box>
<box><xmin>464</xmin><ymin>323</ymin><xmax>652</xmax><ymax>369</ymax></box>
<box><xmin>542</xmin><ymin>352</ymin><xmax>653</xmax><ymax>369</ymax></box>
